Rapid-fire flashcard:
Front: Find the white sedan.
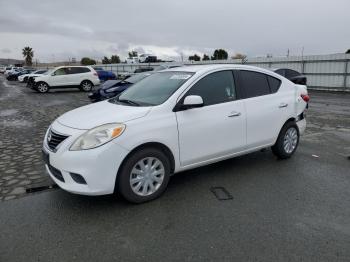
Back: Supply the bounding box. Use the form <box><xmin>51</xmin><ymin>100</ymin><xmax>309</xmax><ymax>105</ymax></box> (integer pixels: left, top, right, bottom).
<box><xmin>18</xmin><ymin>69</ymin><xmax>47</xmax><ymax>82</ymax></box>
<box><xmin>42</xmin><ymin>64</ymin><xmax>309</xmax><ymax>203</ymax></box>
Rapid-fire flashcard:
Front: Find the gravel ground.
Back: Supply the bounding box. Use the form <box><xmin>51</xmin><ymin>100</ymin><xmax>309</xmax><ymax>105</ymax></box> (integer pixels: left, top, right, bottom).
<box><xmin>0</xmin><ymin>75</ymin><xmax>350</xmax><ymax>201</ymax></box>
<box><xmin>0</xmin><ymin>75</ymin><xmax>91</xmax><ymax>200</ymax></box>
<box><xmin>0</xmin><ymin>75</ymin><xmax>350</xmax><ymax>261</ymax></box>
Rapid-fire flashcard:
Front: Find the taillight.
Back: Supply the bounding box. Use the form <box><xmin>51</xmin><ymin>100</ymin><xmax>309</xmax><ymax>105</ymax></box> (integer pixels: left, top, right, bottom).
<box><xmin>301</xmin><ymin>94</ymin><xmax>310</xmax><ymax>102</ymax></box>
<box><xmin>93</xmin><ymin>72</ymin><xmax>98</xmax><ymax>76</ymax></box>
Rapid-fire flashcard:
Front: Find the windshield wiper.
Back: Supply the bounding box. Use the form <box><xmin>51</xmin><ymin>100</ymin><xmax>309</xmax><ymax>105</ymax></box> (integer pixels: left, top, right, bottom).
<box><xmin>117</xmin><ymin>99</ymin><xmax>140</xmax><ymax>106</ymax></box>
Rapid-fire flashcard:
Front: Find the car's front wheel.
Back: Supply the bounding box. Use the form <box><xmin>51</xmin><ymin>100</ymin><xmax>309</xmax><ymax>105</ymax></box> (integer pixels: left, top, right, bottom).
<box><xmin>36</xmin><ymin>82</ymin><xmax>49</xmax><ymax>93</ymax></box>
<box><xmin>80</xmin><ymin>80</ymin><xmax>93</xmax><ymax>92</ymax></box>
<box><xmin>272</xmin><ymin>121</ymin><xmax>300</xmax><ymax>159</ymax></box>
<box><xmin>117</xmin><ymin>148</ymin><xmax>171</xmax><ymax>203</ymax></box>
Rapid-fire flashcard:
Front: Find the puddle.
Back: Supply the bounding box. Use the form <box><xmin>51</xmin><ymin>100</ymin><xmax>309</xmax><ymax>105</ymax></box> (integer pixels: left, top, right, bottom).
<box><xmin>42</xmin><ymin>100</ymin><xmax>68</xmax><ymax>107</ymax></box>
<box><xmin>1</xmin><ymin>119</ymin><xmax>32</xmax><ymax>127</ymax></box>
<box><xmin>0</xmin><ymin>109</ymin><xmax>18</xmax><ymax>117</ymax></box>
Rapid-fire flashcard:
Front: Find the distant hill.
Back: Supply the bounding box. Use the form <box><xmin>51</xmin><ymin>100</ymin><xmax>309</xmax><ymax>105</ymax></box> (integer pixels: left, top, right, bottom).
<box><xmin>0</xmin><ymin>58</ymin><xmax>24</xmax><ymax>66</ymax></box>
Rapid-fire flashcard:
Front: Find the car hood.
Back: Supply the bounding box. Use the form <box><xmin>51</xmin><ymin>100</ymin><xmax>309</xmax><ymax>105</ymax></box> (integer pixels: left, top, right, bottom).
<box><xmin>57</xmin><ymin>101</ymin><xmax>152</xmax><ymax>130</ymax></box>
<box><xmin>34</xmin><ymin>75</ymin><xmax>48</xmax><ymax>81</ymax></box>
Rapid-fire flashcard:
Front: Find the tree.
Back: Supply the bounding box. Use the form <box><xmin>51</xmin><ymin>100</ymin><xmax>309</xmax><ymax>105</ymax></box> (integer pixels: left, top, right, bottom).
<box><xmin>346</xmin><ymin>49</ymin><xmax>350</xmax><ymax>54</ymax></box>
<box><xmin>110</xmin><ymin>55</ymin><xmax>121</xmax><ymax>63</ymax></box>
<box><xmin>102</xmin><ymin>56</ymin><xmax>111</xmax><ymax>64</ymax></box>
<box><xmin>80</xmin><ymin>57</ymin><xmax>96</xmax><ymax>65</ymax></box>
<box><xmin>22</xmin><ymin>46</ymin><xmax>34</xmax><ymax>66</ymax></box>
<box><xmin>188</xmin><ymin>54</ymin><xmax>201</xmax><ymax>61</ymax></box>
<box><xmin>202</xmin><ymin>54</ymin><xmax>210</xmax><ymax>61</ymax></box>
<box><xmin>128</xmin><ymin>50</ymin><xmax>138</xmax><ymax>58</ymax></box>
<box><xmin>211</xmin><ymin>49</ymin><xmax>228</xmax><ymax>60</ymax></box>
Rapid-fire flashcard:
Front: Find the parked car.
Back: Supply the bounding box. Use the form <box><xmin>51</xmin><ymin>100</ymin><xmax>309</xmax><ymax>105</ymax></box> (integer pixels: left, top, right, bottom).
<box><xmin>6</xmin><ymin>69</ymin><xmax>36</xmax><ymax>81</ymax></box>
<box><xmin>18</xmin><ymin>69</ymin><xmax>47</xmax><ymax>82</ymax></box>
<box><xmin>0</xmin><ymin>66</ymin><xmax>6</xmax><ymax>73</ymax></box>
<box><xmin>126</xmin><ymin>57</ymin><xmax>139</xmax><ymax>64</ymax></box>
<box><xmin>95</xmin><ymin>69</ymin><xmax>117</xmax><ymax>82</ymax></box>
<box><xmin>273</xmin><ymin>68</ymin><xmax>307</xmax><ymax>85</ymax></box>
<box><xmin>4</xmin><ymin>67</ymin><xmax>20</xmax><ymax>76</ymax></box>
<box><xmin>139</xmin><ymin>54</ymin><xmax>157</xmax><ymax>63</ymax></box>
<box><xmin>88</xmin><ymin>72</ymin><xmax>152</xmax><ymax>102</ymax></box>
<box><xmin>133</xmin><ymin>67</ymin><xmax>154</xmax><ymax>73</ymax></box>
<box><xmin>33</xmin><ymin>66</ymin><xmax>100</xmax><ymax>93</ymax></box>
<box><xmin>42</xmin><ymin>64</ymin><xmax>309</xmax><ymax>203</ymax></box>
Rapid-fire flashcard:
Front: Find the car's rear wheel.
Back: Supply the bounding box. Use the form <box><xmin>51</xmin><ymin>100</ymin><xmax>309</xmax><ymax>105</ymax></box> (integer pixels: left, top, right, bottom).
<box><xmin>272</xmin><ymin>121</ymin><xmax>299</xmax><ymax>159</ymax></box>
<box><xmin>36</xmin><ymin>82</ymin><xmax>49</xmax><ymax>93</ymax></box>
<box><xmin>80</xmin><ymin>80</ymin><xmax>93</xmax><ymax>92</ymax></box>
<box><xmin>117</xmin><ymin>148</ymin><xmax>171</xmax><ymax>203</ymax></box>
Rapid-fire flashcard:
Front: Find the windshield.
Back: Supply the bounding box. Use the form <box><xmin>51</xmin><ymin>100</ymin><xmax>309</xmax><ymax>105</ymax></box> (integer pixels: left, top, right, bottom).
<box><xmin>125</xmin><ymin>73</ymin><xmax>151</xmax><ymax>84</ymax></box>
<box><xmin>43</xmin><ymin>68</ymin><xmax>54</xmax><ymax>75</ymax></box>
<box><xmin>109</xmin><ymin>71</ymin><xmax>193</xmax><ymax>106</ymax></box>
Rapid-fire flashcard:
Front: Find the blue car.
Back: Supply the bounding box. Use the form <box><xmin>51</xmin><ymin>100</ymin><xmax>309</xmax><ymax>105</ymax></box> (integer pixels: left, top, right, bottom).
<box><xmin>6</xmin><ymin>69</ymin><xmax>36</xmax><ymax>81</ymax></box>
<box><xmin>88</xmin><ymin>72</ymin><xmax>152</xmax><ymax>102</ymax></box>
<box><xmin>93</xmin><ymin>67</ymin><xmax>116</xmax><ymax>82</ymax></box>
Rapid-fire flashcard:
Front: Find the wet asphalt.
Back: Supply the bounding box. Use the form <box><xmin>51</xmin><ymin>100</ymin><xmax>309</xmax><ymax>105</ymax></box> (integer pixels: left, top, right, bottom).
<box><xmin>0</xmin><ymin>76</ymin><xmax>350</xmax><ymax>261</ymax></box>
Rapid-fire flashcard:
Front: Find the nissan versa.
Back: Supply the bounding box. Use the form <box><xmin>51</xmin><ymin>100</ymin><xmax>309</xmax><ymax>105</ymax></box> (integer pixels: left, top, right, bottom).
<box><xmin>42</xmin><ymin>64</ymin><xmax>309</xmax><ymax>203</ymax></box>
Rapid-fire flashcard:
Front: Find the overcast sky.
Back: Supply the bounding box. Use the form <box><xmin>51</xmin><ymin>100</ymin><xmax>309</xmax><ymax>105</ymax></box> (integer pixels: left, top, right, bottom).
<box><xmin>0</xmin><ymin>0</ymin><xmax>349</xmax><ymax>62</ymax></box>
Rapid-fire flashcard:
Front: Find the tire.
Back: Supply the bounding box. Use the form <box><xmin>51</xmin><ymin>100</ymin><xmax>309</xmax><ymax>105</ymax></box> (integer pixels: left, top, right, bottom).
<box><xmin>117</xmin><ymin>148</ymin><xmax>171</xmax><ymax>203</ymax></box>
<box><xmin>80</xmin><ymin>80</ymin><xmax>93</xmax><ymax>92</ymax></box>
<box><xmin>272</xmin><ymin>121</ymin><xmax>300</xmax><ymax>159</ymax></box>
<box><xmin>36</xmin><ymin>82</ymin><xmax>49</xmax><ymax>93</ymax></box>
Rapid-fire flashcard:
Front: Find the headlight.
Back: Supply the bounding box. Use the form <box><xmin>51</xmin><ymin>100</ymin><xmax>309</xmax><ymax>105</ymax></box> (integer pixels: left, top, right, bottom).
<box><xmin>70</xmin><ymin>123</ymin><xmax>125</xmax><ymax>151</ymax></box>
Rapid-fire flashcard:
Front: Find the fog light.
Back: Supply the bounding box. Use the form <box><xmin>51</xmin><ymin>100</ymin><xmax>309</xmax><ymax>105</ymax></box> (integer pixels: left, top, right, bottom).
<box><xmin>70</xmin><ymin>173</ymin><xmax>87</xmax><ymax>184</ymax></box>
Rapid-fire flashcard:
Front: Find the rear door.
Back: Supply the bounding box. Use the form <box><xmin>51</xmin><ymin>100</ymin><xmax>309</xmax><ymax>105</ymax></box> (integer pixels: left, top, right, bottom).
<box><xmin>237</xmin><ymin>70</ymin><xmax>293</xmax><ymax>148</ymax></box>
<box><xmin>176</xmin><ymin>70</ymin><xmax>246</xmax><ymax>166</ymax></box>
<box><xmin>72</xmin><ymin>67</ymin><xmax>91</xmax><ymax>85</ymax></box>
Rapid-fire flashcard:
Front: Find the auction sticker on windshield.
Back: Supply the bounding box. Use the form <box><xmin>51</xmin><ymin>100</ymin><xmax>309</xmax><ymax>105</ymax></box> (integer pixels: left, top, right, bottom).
<box><xmin>170</xmin><ymin>74</ymin><xmax>192</xmax><ymax>80</ymax></box>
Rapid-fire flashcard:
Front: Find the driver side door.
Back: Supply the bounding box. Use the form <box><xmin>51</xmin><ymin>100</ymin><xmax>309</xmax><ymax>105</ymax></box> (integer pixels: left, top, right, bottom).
<box><xmin>49</xmin><ymin>68</ymin><xmax>69</xmax><ymax>87</ymax></box>
<box><xmin>175</xmin><ymin>70</ymin><xmax>246</xmax><ymax>167</ymax></box>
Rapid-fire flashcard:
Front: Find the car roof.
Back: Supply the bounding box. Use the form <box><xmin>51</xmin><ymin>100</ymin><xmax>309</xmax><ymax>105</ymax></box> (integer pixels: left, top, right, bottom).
<box><xmin>163</xmin><ymin>64</ymin><xmax>278</xmax><ymax>76</ymax></box>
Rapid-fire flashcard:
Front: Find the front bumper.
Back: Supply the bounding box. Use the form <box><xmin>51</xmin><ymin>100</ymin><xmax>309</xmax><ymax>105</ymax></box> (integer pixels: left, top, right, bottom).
<box><xmin>42</xmin><ymin>121</ymin><xmax>130</xmax><ymax>195</ymax></box>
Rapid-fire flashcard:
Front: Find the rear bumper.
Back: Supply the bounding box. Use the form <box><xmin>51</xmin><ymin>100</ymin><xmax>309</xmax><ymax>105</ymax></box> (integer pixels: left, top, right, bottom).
<box><xmin>297</xmin><ymin>118</ymin><xmax>306</xmax><ymax>135</ymax></box>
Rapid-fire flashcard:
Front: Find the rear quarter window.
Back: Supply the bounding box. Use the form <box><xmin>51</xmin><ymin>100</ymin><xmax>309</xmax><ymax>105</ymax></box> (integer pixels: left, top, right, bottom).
<box><xmin>267</xmin><ymin>76</ymin><xmax>282</xmax><ymax>93</ymax></box>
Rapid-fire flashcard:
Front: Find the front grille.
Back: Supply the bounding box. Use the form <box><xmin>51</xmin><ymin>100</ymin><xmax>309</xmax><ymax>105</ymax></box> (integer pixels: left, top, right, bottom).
<box><xmin>47</xmin><ymin>129</ymin><xmax>69</xmax><ymax>151</ymax></box>
<box><xmin>48</xmin><ymin>164</ymin><xmax>65</xmax><ymax>182</ymax></box>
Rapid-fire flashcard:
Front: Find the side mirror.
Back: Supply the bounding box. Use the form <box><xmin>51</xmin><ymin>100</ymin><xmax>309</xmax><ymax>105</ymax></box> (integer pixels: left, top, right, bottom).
<box><xmin>51</xmin><ymin>73</ymin><xmax>55</xmax><ymax>76</ymax></box>
<box><xmin>182</xmin><ymin>95</ymin><xmax>204</xmax><ymax>110</ymax></box>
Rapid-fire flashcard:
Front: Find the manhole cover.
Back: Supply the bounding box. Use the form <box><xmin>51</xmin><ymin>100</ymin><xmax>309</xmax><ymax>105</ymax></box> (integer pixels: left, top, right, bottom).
<box><xmin>210</xmin><ymin>187</ymin><xmax>233</xmax><ymax>201</ymax></box>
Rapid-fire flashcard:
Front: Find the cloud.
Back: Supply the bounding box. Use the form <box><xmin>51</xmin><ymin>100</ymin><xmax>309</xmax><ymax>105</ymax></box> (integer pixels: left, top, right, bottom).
<box><xmin>1</xmin><ymin>48</ymin><xmax>11</xmax><ymax>54</ymax></box>
<box><xmin>0</xmin><ymin>0</ymin><xmax>349</xmax><ymax>61</ymax></box>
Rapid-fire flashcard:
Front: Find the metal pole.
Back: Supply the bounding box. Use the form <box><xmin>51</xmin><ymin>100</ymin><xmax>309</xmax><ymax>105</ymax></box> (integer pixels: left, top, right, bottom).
<box><xmin>344</xmin><ymin>59</ymin><xmax>348</xmax><ymax>90</ymax></box>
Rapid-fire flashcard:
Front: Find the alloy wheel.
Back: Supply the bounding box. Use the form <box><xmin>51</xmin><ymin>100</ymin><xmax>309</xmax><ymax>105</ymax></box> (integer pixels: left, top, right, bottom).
<box><xmin>82</xmin><ymin>82</ymin><xmax>92</xmax><ymax>91</ymax></box>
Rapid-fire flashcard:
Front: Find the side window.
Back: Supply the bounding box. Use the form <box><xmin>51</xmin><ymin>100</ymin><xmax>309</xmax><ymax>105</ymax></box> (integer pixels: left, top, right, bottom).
<box><xmin>186</xmin><ymin>71</ymin><xmax>236</xmax><ymax>106</ymax></box>
<box><xmin>267</xmin><ymin>76</ymin><xmax>282</xmax><ymax>93</ymax></box>
<box><xmin>53</xmin><ymin>68</ymin><xmax>67</xmax><ymax>76</ymax></box>
<box><xmin>68</xmin><ymin>67</ymin><xmax>90</xmax><ymax>74</ymax></box>
<box><xmin>239</xmin><ymin>70</ymin><xmax>271</xmax><ymax>98</ymax></box>
<box><xmin>78</xmin><ymin>67</ymin><xmax>90</xmax><ymax>73</ymax></box>
<box><xmin>285</xmin><ymin>69</ymin><xmax>300</xmax><ymax>78</ymax></box>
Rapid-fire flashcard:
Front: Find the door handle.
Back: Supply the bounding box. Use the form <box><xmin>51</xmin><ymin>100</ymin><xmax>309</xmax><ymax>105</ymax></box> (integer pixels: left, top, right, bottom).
<box><xmin>228</xmin><ymin>111</ymin><xmax>241</xmax><ymax>117</ymax></box>
<box><xmin>279</xmin><ymin>103</ymin><xmax>288</xmax><ymax>108</ymax></box>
